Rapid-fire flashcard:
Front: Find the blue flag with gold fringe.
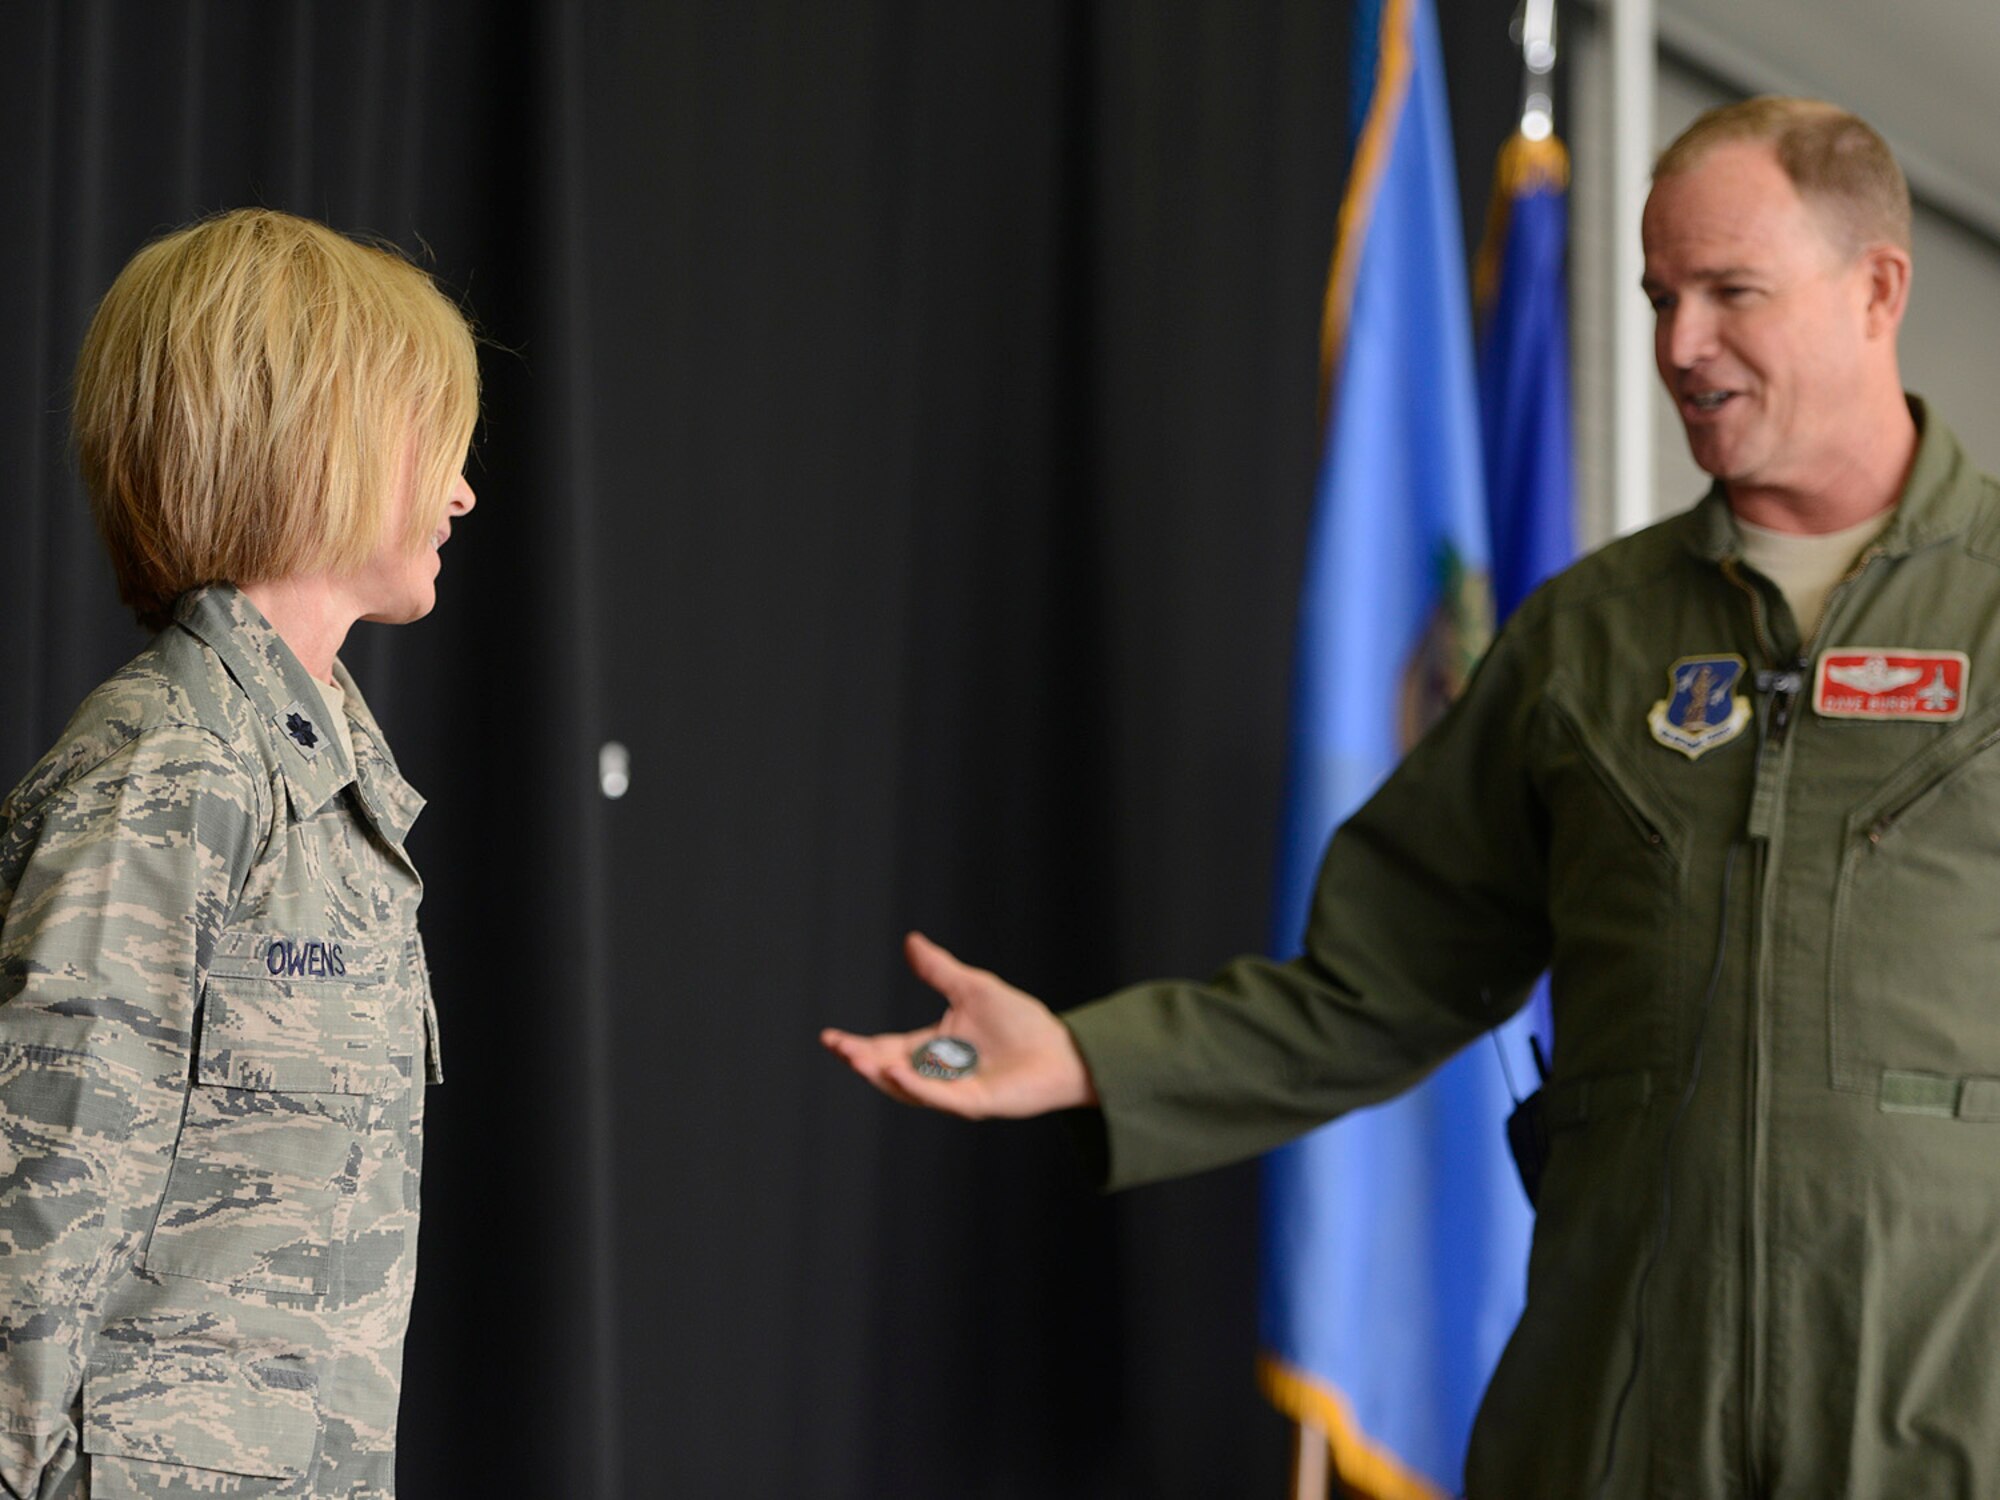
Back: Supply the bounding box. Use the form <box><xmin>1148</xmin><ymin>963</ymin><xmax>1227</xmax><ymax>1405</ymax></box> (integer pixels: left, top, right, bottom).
<box><xmin>1254</xmin><ymin>1</ymin><xmax>1547</xmax><ymax>1494</ymax></box>
<box><xmin>1477</xmin><ymin>128</ymin><xmax>1577</xmax><ymax>625</ymax></box>
<box><xmin>1476</xmin><ymin>124</ymin><xmax>1578</xmax><ymax>1055</ymax></box>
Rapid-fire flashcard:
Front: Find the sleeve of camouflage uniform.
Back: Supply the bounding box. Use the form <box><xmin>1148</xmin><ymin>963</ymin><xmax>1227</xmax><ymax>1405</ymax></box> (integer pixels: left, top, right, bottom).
<box><xmin>1062</xmin><ymin>617</ymin><xmax>1553</xmax><ymax>1189</ymax></box>
<box><xmin>0</xmin><ymin>724</ymin><xmax>261</xmax><ymax>1498</ymax></box>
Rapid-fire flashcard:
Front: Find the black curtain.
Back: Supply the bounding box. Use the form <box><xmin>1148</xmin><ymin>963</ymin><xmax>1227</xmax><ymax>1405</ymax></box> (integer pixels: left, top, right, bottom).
<box><xmin>0</xmin><ymin>4</ymin><xmax>1526</xmax><ymax>1494</ymax></box>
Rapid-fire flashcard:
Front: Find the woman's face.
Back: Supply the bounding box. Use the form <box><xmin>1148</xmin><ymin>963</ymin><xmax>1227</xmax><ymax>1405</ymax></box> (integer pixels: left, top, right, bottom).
<box><xmin>354</xmin><ymin>438</ymin><xmax>476</xmax><ymax>625</ymax></box>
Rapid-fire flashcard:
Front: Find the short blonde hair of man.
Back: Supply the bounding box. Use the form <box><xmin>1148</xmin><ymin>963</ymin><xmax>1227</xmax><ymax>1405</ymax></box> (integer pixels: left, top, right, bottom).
<box><xmin>1654</xmin><ymin>97</ymin><xmax>1912</xmax><ymax>255</ymax></box>
<box><xmin>74</xmin><ymin>208</ymin><xmax>480</xmax><ymax>629</ymax></box>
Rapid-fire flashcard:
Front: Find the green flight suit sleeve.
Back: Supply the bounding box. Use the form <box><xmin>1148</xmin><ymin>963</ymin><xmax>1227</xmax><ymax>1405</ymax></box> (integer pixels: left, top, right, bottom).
<box><xmin>1063</xmin><ymin>622</ymin><xmax>1552</xmax><ymax>1190</ymax></box>
<box><xmin>0</xmin><ymin>724</ymin><xmax>260</xmax><ymax>1498</ymax></box>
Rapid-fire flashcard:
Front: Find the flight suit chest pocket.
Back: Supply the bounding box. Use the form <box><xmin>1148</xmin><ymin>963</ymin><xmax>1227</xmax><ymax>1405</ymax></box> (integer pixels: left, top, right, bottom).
<box><xmin>1540</xmin><ymin>695</ymin><xmax>1690</xmax><ymax>1075</ymax></box>
<box><xmin>141</xmin><ymin>930</ymin><xmax>398</xmax><ymax>1297</ymax></box>
<box><xmin>1829</xmin><ymin>720</ymin><xmax>2000</xmax><ymax>1100</ymax></box>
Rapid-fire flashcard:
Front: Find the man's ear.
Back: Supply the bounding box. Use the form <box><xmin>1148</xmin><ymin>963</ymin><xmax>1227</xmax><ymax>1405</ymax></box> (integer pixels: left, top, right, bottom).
<box><xmin>1861</xmin><ymin>243</ymin><xmax>1912</xmax><ymax>340</ymax></box>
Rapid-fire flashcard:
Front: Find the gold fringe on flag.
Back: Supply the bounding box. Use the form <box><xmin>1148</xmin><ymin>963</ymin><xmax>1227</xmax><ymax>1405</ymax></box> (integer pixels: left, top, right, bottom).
<box><xmin>1257</xmin><ymin>1353</ymin><xmax>1450</xmax><ymax>1500</ymax></box>
<box><xmin>1473</xmin><ymin>131</ymin><xmax>1571</xmax><ymax>315</ymax></box>
<box><xmin>1316</xmin><ymin>0</ymin><xmax>1417</xmax><ymax>428</ymax></box>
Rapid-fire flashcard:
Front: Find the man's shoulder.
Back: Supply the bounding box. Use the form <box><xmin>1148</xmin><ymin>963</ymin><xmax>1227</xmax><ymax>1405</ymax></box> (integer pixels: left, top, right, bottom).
<box><xmin>1508</xmin><ymin>505</ymin><xmax>1710</xmax><ymax>632</ymax></box>
<box><xmin>1947</xmin><ymin>462</ymin><xmax>2000</xmax><ymax>561</ymax></box>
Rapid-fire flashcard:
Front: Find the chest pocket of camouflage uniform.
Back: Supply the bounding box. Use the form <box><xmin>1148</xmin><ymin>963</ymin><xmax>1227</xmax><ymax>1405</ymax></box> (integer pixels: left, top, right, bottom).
<box><xmin>140</xmin><ymin>930</ymin><xmax>400</xmax><ymax>1297</ymax></box>
<box><xmin>1829</xmin><ymin>716</ymin><xmax>2000</xmax><ymax>1103</ymax></box>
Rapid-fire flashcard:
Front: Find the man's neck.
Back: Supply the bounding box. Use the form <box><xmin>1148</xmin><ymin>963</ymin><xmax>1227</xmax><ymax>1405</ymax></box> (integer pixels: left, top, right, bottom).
<box><xmin>238</xmin><ymin>576</ymin><xmax>361</xmax><ymax>684</ymax></box>
<box><xmin>1726</xmin><ymin>394</ymin><xmax>1919</xmax><ymax>535</ymax></box>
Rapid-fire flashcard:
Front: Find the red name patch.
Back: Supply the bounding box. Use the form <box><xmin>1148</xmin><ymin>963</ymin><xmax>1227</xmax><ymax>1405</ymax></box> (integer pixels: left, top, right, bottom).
<box><xmin>1814</xmin><ymin>649</ymin><xmax>1968</xmax><ymax>721</ymax></box>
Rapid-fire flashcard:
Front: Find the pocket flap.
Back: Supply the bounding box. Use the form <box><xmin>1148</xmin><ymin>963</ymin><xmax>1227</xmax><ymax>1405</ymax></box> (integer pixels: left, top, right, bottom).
<box><xmin>199</xmin><ymin>933</ymin><xmax>397</xmax><ymax>1095</ymax></box>
<box><xmin>195</xmin><ymin>979</ymin><xmax>399</xmax><ymax>1095</ymax></box>
<box><xmin>83</xmin><ymin>1345</ymin><xmax>317</xmax><ymax>1479</ymax></box>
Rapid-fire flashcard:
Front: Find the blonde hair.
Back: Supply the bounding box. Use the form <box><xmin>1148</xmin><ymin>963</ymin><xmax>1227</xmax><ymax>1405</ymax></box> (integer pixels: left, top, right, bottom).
<box><xmin>1654</xmin><ymin>97</ymin><xmax>1912</xmax><ymax>256</ymax></box>
<box><xmin>74</xmin><ymin>208</ymin><xmax>480</xmax><ymax>629</ymax></box>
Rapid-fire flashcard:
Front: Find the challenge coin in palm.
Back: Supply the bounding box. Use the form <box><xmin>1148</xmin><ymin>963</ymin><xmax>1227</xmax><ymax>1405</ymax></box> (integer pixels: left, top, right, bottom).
<box><xmin>911</xmin><ymin>1035</ymin><xmax>979</xmax><ymax>1081</ymax></box>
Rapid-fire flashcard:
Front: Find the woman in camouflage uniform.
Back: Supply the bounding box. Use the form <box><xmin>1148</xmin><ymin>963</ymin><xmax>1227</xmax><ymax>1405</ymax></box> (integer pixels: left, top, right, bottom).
<box><xmin>0</xmin><ymin>208</ymin><xmax>477</xmax><ymax>1499</ymax></box>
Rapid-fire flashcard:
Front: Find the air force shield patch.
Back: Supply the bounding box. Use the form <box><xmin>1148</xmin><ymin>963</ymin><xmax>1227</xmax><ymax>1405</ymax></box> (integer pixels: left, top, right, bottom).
<box><xmin>1648</xmin><ymin>654</ymin><xmax>1752</xmax><ymax>759</ymax></box>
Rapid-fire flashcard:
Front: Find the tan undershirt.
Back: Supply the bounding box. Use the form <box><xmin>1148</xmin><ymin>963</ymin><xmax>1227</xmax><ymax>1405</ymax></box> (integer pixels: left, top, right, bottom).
<box><xmin>1735</xmin><ymin>509</ymin><xmax>1896</xmax><ymax>645</ymax></box>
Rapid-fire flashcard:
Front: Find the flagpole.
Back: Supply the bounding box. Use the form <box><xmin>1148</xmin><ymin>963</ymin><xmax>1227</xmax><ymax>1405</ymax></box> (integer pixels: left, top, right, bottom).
<box><xmin>1608</xmin><ymin>0</ymin><xmax>1656</xmax><ymax>535</ymax></box>
<box><xmin>1291</xmin><ymin>1420</ymin><xmax>1330</xmax><ymax>1500</ymax></box>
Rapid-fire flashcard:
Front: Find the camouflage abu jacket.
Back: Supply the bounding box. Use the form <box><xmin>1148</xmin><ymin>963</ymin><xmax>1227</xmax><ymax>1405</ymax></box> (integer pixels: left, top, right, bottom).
<box><xmin>1066</xmin><ymin>406</ymin><xmax>2000</xmax><ymax>1496</ymax></box>
<box><xmin>0</xmin><ymin>585</ymin><xmax>442</xmax><ymax>1499</ymax></box>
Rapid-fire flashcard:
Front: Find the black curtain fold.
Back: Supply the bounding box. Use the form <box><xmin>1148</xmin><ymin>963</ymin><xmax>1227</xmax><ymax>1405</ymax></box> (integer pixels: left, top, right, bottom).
<box><xmin>0</xmin><ymin>4</ymin><xmax>1522</xmax><ymax>1494</ymax></box>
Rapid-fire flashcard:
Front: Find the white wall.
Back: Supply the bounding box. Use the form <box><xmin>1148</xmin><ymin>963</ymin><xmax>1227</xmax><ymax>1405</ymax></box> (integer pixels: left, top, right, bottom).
<box><xmin>1901</xmin><ymin>205</ymin><xmax>2000</xmax><ymax>477</ymax></box>
<box><xmin>1567</xmin><ymin>13</ymin><xmax>2000</xmax><ymax>544</ymax></box>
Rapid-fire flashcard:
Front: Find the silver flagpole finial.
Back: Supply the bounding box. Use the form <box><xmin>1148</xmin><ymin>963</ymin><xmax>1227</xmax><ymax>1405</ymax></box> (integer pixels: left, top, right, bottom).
<box><xmin>1510</xmin><ymin>0</ymin><xmax>1559</xmax><ymax>139</ymax></box>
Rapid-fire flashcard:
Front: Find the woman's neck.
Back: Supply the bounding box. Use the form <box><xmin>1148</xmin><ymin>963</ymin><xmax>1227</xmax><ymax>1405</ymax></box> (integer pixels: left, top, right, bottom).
<box><xmin>238</xmin><ymin>576</ymin><xmax>360</xmax><ymax>683</ymax></box>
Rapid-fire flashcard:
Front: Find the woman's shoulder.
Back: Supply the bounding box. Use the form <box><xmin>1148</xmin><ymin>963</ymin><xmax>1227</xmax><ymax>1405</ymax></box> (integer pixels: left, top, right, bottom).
<box><xmin>2</xmin><ymin>630</ymin><xmax>272</xmax><ymax>827</ymax></box>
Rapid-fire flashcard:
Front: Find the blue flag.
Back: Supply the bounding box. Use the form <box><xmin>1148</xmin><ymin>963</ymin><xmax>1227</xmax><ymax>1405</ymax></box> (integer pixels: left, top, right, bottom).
<box><xmin>1254</xmin><ymin>1</ymin><xmax>1546</xmax><ymax>1494</ymax></box>
<box><xmin>1477</xmin><ymin>128</ymin><xmax>1579</xmax><ymax>1056</ymax></box>
<box><xmin>1477</xmin><ymin>130</ymin><xmax>1577</xmax><ymax>625</ymax></box>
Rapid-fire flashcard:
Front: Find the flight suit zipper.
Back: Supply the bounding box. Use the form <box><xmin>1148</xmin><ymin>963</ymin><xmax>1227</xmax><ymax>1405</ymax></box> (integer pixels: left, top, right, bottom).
<box><xmin>1547</xmin><ymin>698</ymin><xmax>1669</xmax><ymax>851</ymax></box>
<box><xmin>1719</xmin><ymin>544</ymin><xmax>1884</xmax><ymax>1492</ymax></box>
<box><xmin>1720</xmin><ymin>556</ymin><xmax>1782</xmax><ymax>1495</ymax></box>
<box><xmin>1864</xmin><ymin>721</ymin><xmax>2000</xmax><ymax>844</ymax></box>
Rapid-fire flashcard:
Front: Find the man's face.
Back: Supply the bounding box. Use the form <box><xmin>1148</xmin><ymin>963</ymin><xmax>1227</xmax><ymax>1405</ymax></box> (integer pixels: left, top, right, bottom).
<box><xmin>1641</xmin><ymin>141</ymin><xmax>1878</xmax><ymax>496</ymax></box>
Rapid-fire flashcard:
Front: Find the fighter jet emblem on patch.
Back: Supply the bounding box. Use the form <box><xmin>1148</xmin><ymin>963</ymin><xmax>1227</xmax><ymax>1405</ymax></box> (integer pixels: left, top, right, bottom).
<box><xmin>1815</xmin><ymin>649</ymin><xmax>1967</xmax><ymax>721</ymax></box>
<box><xmin>1648</xmin><ymin>654</ymin><xmax>1752</xmax><ymax>759</ymax></box>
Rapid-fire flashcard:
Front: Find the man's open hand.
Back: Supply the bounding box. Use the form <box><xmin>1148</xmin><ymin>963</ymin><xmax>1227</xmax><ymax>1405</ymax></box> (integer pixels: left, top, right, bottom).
<box><xmin>819</xmin><ymin>932</ymin><xmax>1098</xmax><ymax>1118</ymax></box>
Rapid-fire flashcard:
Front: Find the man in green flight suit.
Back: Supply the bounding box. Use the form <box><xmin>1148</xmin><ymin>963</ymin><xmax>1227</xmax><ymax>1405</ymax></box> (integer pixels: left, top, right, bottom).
<box><xmin>826</xmin><ymin>97</ymin><xmax>2000</xmax><ymax>1497</ymax></box>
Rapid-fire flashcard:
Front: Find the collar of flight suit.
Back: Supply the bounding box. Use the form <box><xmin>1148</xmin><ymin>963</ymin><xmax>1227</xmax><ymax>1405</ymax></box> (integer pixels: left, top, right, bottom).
<box><xmin>1681</xmin><ymin>395</ymin><xmax>1980</xmax><ymax>565</ymax></box>
<box><xmin>172</xmin><ymin>584</ymin><xmax>426</xmax><ymax>845</ymax></box>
